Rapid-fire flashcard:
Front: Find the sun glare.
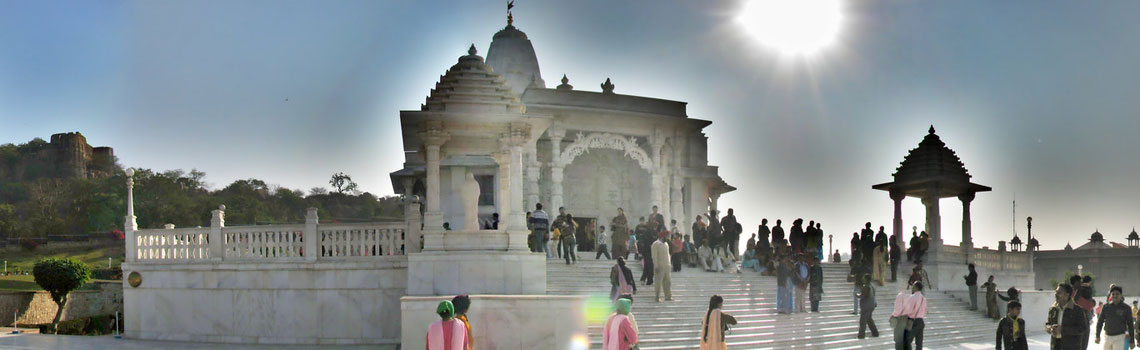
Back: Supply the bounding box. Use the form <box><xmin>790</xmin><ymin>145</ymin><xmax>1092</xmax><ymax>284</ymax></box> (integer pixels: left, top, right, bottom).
<box><xmin>736</xmin><ymin>0</ymin><xmax>844</xmax><ymax>57</ymax></box>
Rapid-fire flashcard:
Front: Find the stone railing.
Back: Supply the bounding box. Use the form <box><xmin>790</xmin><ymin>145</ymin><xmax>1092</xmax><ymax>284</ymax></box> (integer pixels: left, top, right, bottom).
<box><xmin>135</xmin><ymin>226</ymin><xmax>210</xmax><ymax>261</ymax></box>
<box><xmin>973</xmin><ymin>246</ymin><xmax>1031</xmax><ymax>272</ymax></box>
<box><xmin>128</xmin><ymin>203</ymin><xmax>422</xmax><ymax>263</ymax></box>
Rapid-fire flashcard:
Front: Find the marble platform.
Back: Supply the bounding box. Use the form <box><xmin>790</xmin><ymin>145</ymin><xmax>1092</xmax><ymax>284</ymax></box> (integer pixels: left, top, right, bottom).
<box><xmin>400</xmin><ymin>295</ymin><xmax>588</xmax><ymax>350</ymax></box>
<box><xmin>406</xmin><ymin>250</ymin><xmax>546</xmax><ymax>295</ymax></box>
<box><xmin>121</xmin><ymin>258</ymin><xmax>408</xmax><ymax>345</ymax></box>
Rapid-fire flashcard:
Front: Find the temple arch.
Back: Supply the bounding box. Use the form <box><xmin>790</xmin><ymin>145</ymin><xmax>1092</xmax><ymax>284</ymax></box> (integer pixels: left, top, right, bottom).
<box><xmin>557</xmin><ymin>132</ymin><xmax>653</xmax><ymax>170</ymax></box>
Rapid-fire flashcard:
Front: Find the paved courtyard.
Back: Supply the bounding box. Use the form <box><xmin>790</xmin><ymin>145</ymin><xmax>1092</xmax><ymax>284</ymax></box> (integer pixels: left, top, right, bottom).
<box><xmin>0</xmin><ymin>329</ymin><xmax>1079</xmax><ymax>350</ymax></box>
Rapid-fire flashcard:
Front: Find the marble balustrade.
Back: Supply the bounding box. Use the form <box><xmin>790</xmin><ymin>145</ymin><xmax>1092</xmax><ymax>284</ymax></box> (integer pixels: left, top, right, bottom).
<box><xmin>133</xmin><ymin>221</ymin><xmax>407</xmax><ymax>263</ymax></box>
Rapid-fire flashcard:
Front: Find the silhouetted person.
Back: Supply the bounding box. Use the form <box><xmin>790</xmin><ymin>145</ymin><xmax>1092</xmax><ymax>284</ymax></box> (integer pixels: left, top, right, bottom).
<box><xmin>721</xmin><ymin>208</ymin><xmax>739</xmax><ymax>257</ymax></box>
<box><xmin>771</xmin><ymin>219</ymin><xmax>785</xmax><ymax>247</ymax></box>
<box><xmin>965</xmin><ymin>263</ymin><xmax>979</xmax><ymax>311</ymax></box>
<box><xmin>857</xmin><ymin>274</ymin><xmax>879</xmax><ymax>339</ymax></box>
<box><xmin>889</xmin><ymin>235</ymin><xmax>901</xmax><ymax>282</ymax></box>
<box><xmin>850</xmin><ymin>232</ymin><xmax>862</xmax><ymax>263</ymax></box>
<box><xmin>789</xmin><ymin>218</ymin><xmax>804</xmax><ymax>254</ymax></box>
<box><xmin>907</xmin><ymin>228</ymin><xmax>919</xmax><ymax>262</ymax></box>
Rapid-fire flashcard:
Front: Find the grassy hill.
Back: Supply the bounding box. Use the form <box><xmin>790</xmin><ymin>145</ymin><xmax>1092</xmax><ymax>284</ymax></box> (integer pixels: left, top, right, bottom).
<box><xmin>0</xmin><ymin>242</ymin><xmax>123</xmax><ymax>291</ymax></box>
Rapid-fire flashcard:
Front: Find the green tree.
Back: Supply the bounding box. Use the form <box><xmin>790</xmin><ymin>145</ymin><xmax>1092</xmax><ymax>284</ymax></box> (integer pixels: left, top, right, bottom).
<box><xmin>33</xmin><ymin>258</ymin><xmax>92</xmax><ymax>333</ymax></box>
<box><xmin>329</xmin><ymin>172</ymin><xmax>358</xmax><ymax>195</ymax></box>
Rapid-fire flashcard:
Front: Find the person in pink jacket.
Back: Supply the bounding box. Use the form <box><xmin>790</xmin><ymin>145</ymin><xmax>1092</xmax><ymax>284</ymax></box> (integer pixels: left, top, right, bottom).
<box><xmin>603</xmin><ymin>298</ymin><xmax>638</xmax><ymax>350</ymax></box>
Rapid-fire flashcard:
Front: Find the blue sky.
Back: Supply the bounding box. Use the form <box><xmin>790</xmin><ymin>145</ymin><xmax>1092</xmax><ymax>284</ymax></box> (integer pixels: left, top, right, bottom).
<box><xmin>3</xmin><ymin>0</ymin><xmax>1140</xmax><ymax>250</ymax></box>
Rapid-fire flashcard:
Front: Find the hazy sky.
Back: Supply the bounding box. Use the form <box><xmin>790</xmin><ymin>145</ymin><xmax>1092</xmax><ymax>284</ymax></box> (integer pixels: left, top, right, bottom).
<box><xmin>3</xmin><ymin>0</ymin><xmax>1140</xmax><ymax>251</ymax></box>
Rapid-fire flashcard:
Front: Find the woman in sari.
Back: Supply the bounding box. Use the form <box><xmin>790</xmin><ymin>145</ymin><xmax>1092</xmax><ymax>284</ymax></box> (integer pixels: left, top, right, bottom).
<box><xmin>602</xmin><ymin>298</ymin><xmax>638</xmax><ymax>350</ymax></box>
<box><xmin>610</xmin><ymin>257</ymin><xmax>637</xmax><ymax>302</ymax></box>
<box><xmin>700</xmin><ymin>295</ymin><xmax>737</xmax><ymax>350</ymax></box>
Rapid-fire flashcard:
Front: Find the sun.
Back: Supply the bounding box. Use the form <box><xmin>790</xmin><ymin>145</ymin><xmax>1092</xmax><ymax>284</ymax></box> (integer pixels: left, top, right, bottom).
<box><xmin>736</xmin><ymin>0</ymin><xmax>844</xmax><ymax>57</ymax></box>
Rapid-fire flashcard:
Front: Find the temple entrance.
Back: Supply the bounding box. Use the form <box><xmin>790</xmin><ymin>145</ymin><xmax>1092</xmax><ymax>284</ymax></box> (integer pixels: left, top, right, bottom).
<box><xmin>561</xmin><ymin>148</ymin><xmax>653</xmax><ymax>236</ymax></box>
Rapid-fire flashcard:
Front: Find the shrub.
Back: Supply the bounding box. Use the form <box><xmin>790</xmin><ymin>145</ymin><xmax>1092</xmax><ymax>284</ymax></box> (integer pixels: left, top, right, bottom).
<box><xmin>18</xmin><ymin>237</ymin><xmax>38</xmax><ymax>251</ymax></box>
<box><xmin>106</xmin><ymin>229</ymin><xmax>124</xmax><ymax>240</ymax></box>
<box><xmin>91</xmin><ymin>267</ymin><xmax>122</xmax><ymax>280</ymax></box>
<box><xmin>32</xmin><ymin>258</ymin><xmax>92</xmax><ymax>332</ymax></box>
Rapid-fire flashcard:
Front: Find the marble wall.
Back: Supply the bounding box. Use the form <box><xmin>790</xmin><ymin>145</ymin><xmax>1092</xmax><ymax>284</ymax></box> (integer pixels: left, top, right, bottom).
<box><xmin>930</xmin><ymin>262</ymin><xmax>1035</xmax><ymax>292</ymax></box>
<box><xmin>401</xmin><ymin>295</ymin><xmax>589</xmax><ymax>350</ymax></box>
<box><xmin>0</xmin><ymin>285</ymin><xmax>122</xmax><ymax>326</ymax></box>
<box><xmin>406</xmin><ymin>249</ymin><xmax>545</xmax><ymax>296</ymax></box>
<box><xmin>121</xmin><ymin>258</ymin><xmax>407</xmax><ymax>345</ymax></box>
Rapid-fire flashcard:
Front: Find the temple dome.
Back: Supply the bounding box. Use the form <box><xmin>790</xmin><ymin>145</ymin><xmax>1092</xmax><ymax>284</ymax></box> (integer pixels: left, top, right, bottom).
<box><xmin>1128</xmin><ymin>228</ymin><xmax>1139</xmax><ymax>240</ymax></box>
<box><xmin>1090</xmin><ymin>229</ymin><xmax>1104</xmax><ymax>242</ymax></box>
<box><xmin>422</xmin><ymin>45</ymin><xmax>525</xmax><ymax>113</ymax></box>
<box><xmin>486</xmin><ymin>24</ymin><xmax>545</xmax><ymax>96</ymax></box>
<box><xmin>1010</xmin><ymin>235</ymin><xmax>1022</xmax><ymax>245</ymax></box>
<box><xmin>892</xmin><ymin>126</ymin><xmax>973</xmax><ymax>184</ymax></box>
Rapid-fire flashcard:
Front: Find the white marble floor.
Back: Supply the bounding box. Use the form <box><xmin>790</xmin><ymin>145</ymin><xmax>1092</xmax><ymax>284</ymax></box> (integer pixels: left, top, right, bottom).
<box><xmin>0</xmin><ymin>332</ymin><xmax>397</xmax><ymax>350</ymax></box>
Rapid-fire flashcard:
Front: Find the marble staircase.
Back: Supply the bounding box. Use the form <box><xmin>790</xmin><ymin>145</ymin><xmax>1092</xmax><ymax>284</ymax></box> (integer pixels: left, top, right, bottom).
<box><xmin>546</xmin><ymin>257</ymin><xmax>998</xmax><ymax>349</ymax></box>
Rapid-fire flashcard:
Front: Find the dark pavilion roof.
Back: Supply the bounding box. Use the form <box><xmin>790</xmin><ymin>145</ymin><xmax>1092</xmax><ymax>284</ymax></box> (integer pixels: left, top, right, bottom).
<box><xmin>873</xmin><ymin>126</ymin><xmax>992</xmax><ymax>198</ymax></box>
<box><xmin>1128</xmin><ymin>228</ymin><xmax>1139</xmax><ymax>240</ymax></box>
<box><xmin>1090</xmin><ymin>229</ymin><xmax>1104</xmax><ymax>242</ymax></box>
<box><xmin>1075</xmin><ymin>229</ymin><xmax>1113</xmax><ymax>250</ymax></box>
<box><xmin>1010</xmin><ymin>235</ymin><xmax>1022</xmax><ymax>245</ymax></box>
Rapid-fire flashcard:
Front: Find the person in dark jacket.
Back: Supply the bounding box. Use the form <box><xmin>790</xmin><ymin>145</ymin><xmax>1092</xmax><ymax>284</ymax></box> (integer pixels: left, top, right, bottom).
<box><xmin>996</xmin><ymin>301</ymin><xmax>1028</xmax><ymax>350</ymax></box>
<box><xmin>1047</xmin><ymin>283</ymin><xmax>1089</xmax><ymax>350</ymax></box>
<box><xmin>1096</xmin><ymin>285</ymin><xmax>1135</xmax><ymax>349</ymax></box>
<box><xmin>889</xmin><ymin>235</ymin><xmax>901</xmax><ymax>282</ymax></box>
<box><xmin>965</xmin><ymin>264</ymin><xmax>979</xmax><ymax>311</ymax></box>
<box><xmin>809</xmin><ymin>255</ymin><xmax>824</xmax><ymax>312</ymax></box>
<box><xmin>857</xmin><ymin>274</ymin><xmax>879</xmax><ymax>339</ymax></box>
<box><xmin>771</xmin><ymin>219</ymin><xmax>785</xmax><ymax>247</ymax></box>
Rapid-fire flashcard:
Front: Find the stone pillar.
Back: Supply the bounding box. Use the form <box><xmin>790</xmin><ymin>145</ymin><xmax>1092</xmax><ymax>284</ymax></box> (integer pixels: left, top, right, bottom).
<box><xmin>671</xmin><ymin>175</ymin><xmax>684</xmax><ymax>231</ymax></box>
<box><xmin>124</xmin><ymin>169</ymin><xmax>138</xmax><ymax>262</ymax></box>
<box><xmin>405</xmin><ymin>200</ymin><xmax>422</xmax><ymax>253</ymax></box>
<box><xmin>420</xmin><ymin>124</ymin><xmax>450</xmax><ymax>232</ymax></box>
<box><xmin>710</xmin><ymin>192</ymin><xmax>721</xmax><ymax>216</ymax></box>
<box><xmin>524</xmin><ymin>144</ymin><xmax>539</xmax><ymax>212</ymax></box>
<box><xmin>649</xmin><ymin>133</ymin><xmax>665</xmax><ymax>213</ymax></box>
<box><xmin>921</xmin><ymin>191</ymin><xmax>942</xmax><ymax>263</ymax></box>
<box><xmin>210</xmin><ymin>205</ymin><xmax>225</xmax><ymax>260</ymax></box>
<box><xmin>959</xmin><ymin>191</ymin><xmax>975</xmax><ymax>263</ymax></box>
<box><xmin>509</xmin><ymin>145</ymin><xmax>526</xmax><ymax>230</ymax></box>
<box><xmin>304</xmin><ymin>207</ymin><xmax>318</xmax><ymax>260</ymax></box>
<box><xmin>494</xmin><ymin>149</ymin><xmax>510</xmax><ymax>231</ymax></box>
<box><xmin>890</xmin><ymin>190</ymin><xmax>906</xmax><ymax>255</ymax></box>
<box><xmin>688</xmin><ymin>178</ymin><xmax>708</xmax><ymax>228</ymax></box>
<box><xmin>998</xmin><ymin>241</ymin><xmax>1007</xmax><ymax>271</ymax></box>
<box><xmin>548</xmin><ymin>125</ymin><xmax>565</xmax><ymax>212</ymax></box>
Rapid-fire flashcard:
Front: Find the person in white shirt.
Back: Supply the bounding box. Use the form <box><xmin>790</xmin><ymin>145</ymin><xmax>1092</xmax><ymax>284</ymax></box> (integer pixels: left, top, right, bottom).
<box><xmin>596</xmin><ymin>225</ymin><xmax>612</xmax><ymax>260</ymax></box>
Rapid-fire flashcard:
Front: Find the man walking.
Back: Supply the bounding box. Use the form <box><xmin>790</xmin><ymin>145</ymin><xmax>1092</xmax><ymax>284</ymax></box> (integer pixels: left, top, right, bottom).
<box><xmin>1047</xmin><ymin>283</ymin><xmax>1087</xmax><ymax>350</ymax></box>
<box><xmin>857</xmin><ymin>274</ymin><xmax>879</xmax><ymax>339</ymax></box>
<box><xmin>906</xmin><ymin>282</ymin><xmax>928</xmax><ymax>349</ymax></box>
<box><xmin>596</xmin><ymin>225</ymin><xmax>611</xmax><ymax>260</ymax></box>
<box><xmin>891</xmin><ymin>284</ymin><xmax>913</xmax><ymax>350</ymax></box>
<box><xmin>965</xmin><ymin>263</ymin><xmax>979</xmax><ymax>311</ymax></box>
<box><xmin>996</xmin><ymin>301</ymin><xmax>1028</xmax><ymax>350</ymax></box>
<box><xmin>529</xmin><ymin>203</ymin><xmax>550</xmax><ymax>255</ymax></box>
<box><xmin>1096</xmin><ymin>285</ymin><xmax>1135</xmax><ymax>350</ymax></box>
<box><xmin>651</xmin><ymin>231</ymin><xmax>673</xmax><ymax>302</ymax></box>
<box><xmin>809</xmin><ymin>255</ymin><xmax>824</xmax><ymax>312</ymax></box>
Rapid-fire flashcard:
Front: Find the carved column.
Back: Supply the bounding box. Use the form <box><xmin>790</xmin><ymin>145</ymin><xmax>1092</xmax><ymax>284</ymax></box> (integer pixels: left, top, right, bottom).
<box><xmin>507</xmin><ymin>123</ymin><xmax>529</xmax><ymax>231</ymax></box>
<box><xmin>921</xmin><ymin>188</ymin><xmax>942</xmax><ymax>263</ymax></box>
<box><xmin>890</xmin><ymin>189</ymin><xmax>906</xmax><ymax>255</ymax></box>
<box><xmin>649</xmin><ymin>131</ymin><xmax>666</xmax><ymax>212</ymax></box>
<box><xmin>673</xmin><ymin>130</ymin><xmax>688</xmax><ymax>231</ymax></box>
<box><xmin>960</xmin><ymin>191</ymin><xmax>975</xmax><ymax>264</ymax></box>
<box><xmin>548</xmin><ymin>124</ymin><xmax>565</xmax><ymax>212</ymax></box>
<box><xmin>524</xmin><ymin>143</ymin><xmax>539</xmax><ymax>212</ymax></box>
<box><xmin>493</xmin><ymin>148</ymin><xmax>511</xmax><ymax>231</ymax></box>
<box><xmin>420</xmin><ymin>121</ymin><xmax>450</xmax><ymax>232</ymax></box>
<box><xmin>671</xmin><ymin>175</ymin><xmax>683</xmax><ymax>231</ymax></box>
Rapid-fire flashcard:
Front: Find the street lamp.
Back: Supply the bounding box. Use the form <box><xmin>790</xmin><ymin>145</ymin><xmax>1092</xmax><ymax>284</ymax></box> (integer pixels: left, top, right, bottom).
<box><xmin>1077</xmin><ymin>264</ymin><xmax>1083</xmax><ymax>277</ymax></box>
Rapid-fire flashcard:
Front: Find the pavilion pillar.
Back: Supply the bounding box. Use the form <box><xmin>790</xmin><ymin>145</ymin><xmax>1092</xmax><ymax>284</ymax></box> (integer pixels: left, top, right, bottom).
<box><xmin>710</xmin><ymin>192</ymin><xmax>721</xmax><ymax>216</ymax></box>
<box><xmin>649</xmin><ymin>133</ymin><xmax>665</xmax><ymax>215</ymax></box>
<box><xmin>548</xmin><ymin>126</ymin><xmax>565</xmax><ymax>212</ymax></box>
<box><xmin>420</xmin><ymin>124</ymin><xmax>450</xmax><ymax>232</ymax></box>
<box><xmin>960</xmin><ymin>192</ymin><xmax>976</xmax><ymax>264</ymax></box>
<box><xmin>494</xmin><ymin>149</ymin><xmax>511</xmax><ymax>230</ymax></box>
<box><xmin>921</xmin><ymin>191</ymin><xmax>942</xmax><ymax>262</ymax></box>
<box><xmin>890</xmin><ymin>189</ymin><xmax>906</xmax><ymax>255</ymax></box>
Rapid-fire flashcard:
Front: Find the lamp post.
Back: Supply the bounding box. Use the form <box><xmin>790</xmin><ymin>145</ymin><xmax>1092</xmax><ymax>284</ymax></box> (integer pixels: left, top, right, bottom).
<box><xmin>1077</xmin><ymin>264</ymin><xmax>1083</xmax><ymax>277</ymax></box>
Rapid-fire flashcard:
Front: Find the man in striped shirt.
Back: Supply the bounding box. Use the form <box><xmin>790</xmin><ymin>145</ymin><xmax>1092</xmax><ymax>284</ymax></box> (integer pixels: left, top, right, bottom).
<box><xmin>906</xmin><ymin>282</ymin><xmax>929</xmax><ymax>350</ymax></box>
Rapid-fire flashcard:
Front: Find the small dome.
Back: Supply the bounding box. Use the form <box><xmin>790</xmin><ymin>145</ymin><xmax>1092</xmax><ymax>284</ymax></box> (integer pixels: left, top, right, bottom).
<box><xmin>486</xmin><ymin>24</ymin><xmax>545</xmax><ymax>96</ymax></box>
<box><xmin>422</xmin><ymin>45</ymin><xmax>525</xmax><ymax>113</ymax></box>
<box><xmin>1090</xmin><ymin>229</ymin><xmax>1104</xmax><ymax>242</ymax></box>
<box><xmin>1010</xmin><ymin>235</ymin><xmax>1022</xmax><ymax>245</ymax></box>
<box><xmin>1128</xmin><ymin>228</ymin><xmax>1139</xmax><ymax>240</ymax></box>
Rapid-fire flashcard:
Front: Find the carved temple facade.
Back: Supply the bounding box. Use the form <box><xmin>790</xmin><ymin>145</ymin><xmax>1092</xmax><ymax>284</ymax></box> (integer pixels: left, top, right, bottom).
<box><xmin>389</xmin><ymin>23</ymin><xmax>734</xmax><ymax>236</ymax></box>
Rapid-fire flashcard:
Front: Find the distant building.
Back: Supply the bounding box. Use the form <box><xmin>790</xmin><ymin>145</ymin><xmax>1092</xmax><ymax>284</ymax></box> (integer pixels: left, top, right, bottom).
<box><xmin>0</xmin><ymin>132</ymin><xmax>115</xmax><ymax>180</ymax></box>
<box><xmin>1033</xmin><ymin>228</ymin><xmax>1140</xmax><ymax>293</ymax></box>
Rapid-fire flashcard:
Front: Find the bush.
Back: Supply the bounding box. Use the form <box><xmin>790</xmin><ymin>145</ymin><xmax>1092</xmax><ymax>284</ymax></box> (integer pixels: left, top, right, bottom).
<box><xmin>18</xmin><ymin>237</ymin><xmax>37</xmax><ymax>251</ymax></box>
<box><xmin>33</xmin><ymin>257</ymin><xmax>92</xmax><ymax>332</ymax></box>
<box><xmin>106</xmin><ymin>229</ymin><xmax>124</xmax><ymax>240</ymax></box>
<box><xmin>36</xmin><ymin>314</ymin><xmax>117</xmax><ymax>335</ymax></box>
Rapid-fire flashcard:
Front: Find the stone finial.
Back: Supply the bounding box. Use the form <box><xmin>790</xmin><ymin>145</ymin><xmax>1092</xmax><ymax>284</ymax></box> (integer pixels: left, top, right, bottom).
<box><xmin>468</xmin><ymin>44</ymin><xmax>477</xmax><ymax>56</ymax></box>
<box><xmin>556</xmin><ymin>74</ymin><xmax>573</xmax><ymax>90</ymax></box>
<box><xmin>929</xmin><ymin>125</ymin><xmax>936</xmax><ymax>134</ymax></box>
<box><xmin>601</xmin><ymin>78</ymin><xmax>615</xmax><ymax>94</ymax></box>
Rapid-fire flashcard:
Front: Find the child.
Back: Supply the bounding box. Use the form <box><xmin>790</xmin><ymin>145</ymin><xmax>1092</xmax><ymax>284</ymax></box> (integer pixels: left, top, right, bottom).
<box><xmin>996</xmin><ymin>301</ymin><xmax>1028</xmax><ymax>350</ymax></box>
